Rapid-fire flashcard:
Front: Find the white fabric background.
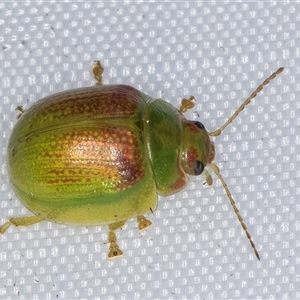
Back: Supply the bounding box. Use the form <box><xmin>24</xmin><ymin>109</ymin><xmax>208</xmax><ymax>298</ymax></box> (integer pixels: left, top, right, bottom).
<box><xmin>0</xmin><ymin>1</ymin><xmax>299</xmax><ymax>299</ymax></box>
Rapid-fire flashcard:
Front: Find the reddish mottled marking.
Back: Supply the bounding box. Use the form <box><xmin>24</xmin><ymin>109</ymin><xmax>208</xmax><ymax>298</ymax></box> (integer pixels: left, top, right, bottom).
<box><xmin>186</xmin><ymin>147</ymin><xmax>198</xmax><ymax>171</ymax></box>
<box><xmin>40</xmin><ymin>126</ymin><xmax>145</xmax><ymax>191</ymax></box>
<box><xmin>37</xmin><ymin>85</ymin><xmax>144</xmax><ymax>123</ymax></box>
<box><xmin>185</xmin><ymin>121</ymin><xmax>200</xmax><ymax>133</ymax></box>
<box><xmin>207</xmin><ymin>141</ymin><xmax>215</xmax><ymax>163</ymax></box>
<box><xmin>169</xmin><ymin>173</ymin><xmax>187</xmax><ymax>192</ymax></box>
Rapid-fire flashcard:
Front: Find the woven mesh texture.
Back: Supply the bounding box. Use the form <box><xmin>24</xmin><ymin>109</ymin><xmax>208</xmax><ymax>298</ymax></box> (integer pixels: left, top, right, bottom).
<box><xmin>0</xmin><ymin>2</ymin><xmax>299</xmax><ymax>299</ymax></box>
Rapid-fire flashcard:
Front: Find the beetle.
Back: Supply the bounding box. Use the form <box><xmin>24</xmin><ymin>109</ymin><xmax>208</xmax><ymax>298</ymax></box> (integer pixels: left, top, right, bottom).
<box><xmin>1</xmin><ymin>61</ymin><xmax>283</xmax><ymax>259</ymax></box>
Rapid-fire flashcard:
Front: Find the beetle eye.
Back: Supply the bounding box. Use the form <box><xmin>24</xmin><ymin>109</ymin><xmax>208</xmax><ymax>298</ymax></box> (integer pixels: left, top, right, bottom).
<box><xmin>194</xmin><ymin>121</ymin><xmax>205</xmax><ymax>130</ymax></box>
<box><xmin>194</xmin><ymin>160</ymin><xmax>204</xmax><ymax>175</ymax></box>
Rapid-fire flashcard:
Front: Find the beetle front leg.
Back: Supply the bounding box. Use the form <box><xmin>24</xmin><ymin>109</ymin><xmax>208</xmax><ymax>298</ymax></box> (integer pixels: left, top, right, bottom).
<box><xmin>0</xmin><ymin>215</ymin><xmax>44</xmax><ymax>234</ymax></box>
<box><xmin>137</xmin><ymin>215</ymin><xmax>152</xmax><ymax>230</ymax></box>
<box><xmin>92</xmin><ymin>60</ymin><xmax>104</xmax><ymax>86</ymax></box>
<box><xmin>179</xmin><ymin>96</ymin><xmax>196</xmax><ymax>113</ymax></box>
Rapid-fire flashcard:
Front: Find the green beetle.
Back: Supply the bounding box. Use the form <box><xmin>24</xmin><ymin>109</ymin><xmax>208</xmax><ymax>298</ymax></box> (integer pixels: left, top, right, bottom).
<box><xmin>1</xmin><ymin>61</ymin><xmax>283</xmax><ymax>259</ymax></box>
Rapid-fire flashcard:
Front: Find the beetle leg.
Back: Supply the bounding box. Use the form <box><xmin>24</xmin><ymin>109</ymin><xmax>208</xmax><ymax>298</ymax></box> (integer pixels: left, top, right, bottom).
<box><xmin>179</xmin><ymin>96</ymin><xmax>196</xmax><ymax>113</ymax></box>
<box><xmin>16</xmin><ymin>105</ymin><xmax>25</xmax><ymax>119</ymax></box>
<box><xmin>0</xmin><ymin>215</ymin><xmax>44</xmax><ymax>234</ymax></box>
<box><xmin>107</xmin><ymin>230</ymin><xmax>123</xmax><ymax>259</ymax></box>
<box><xmin>137</xmin><ymin>215</ymin><xmax>152</xmax><ymax>230</ymax></box>
<box><xmin>107</xmin><ymin>221</ymin><xmax>126</xmax><ymax>259</ymax></box>
<box><xmin>92</xmin><ymin>60</ymin><xmax>104</xmax><ymax>86</ymax></box>
<box><xmin>108</xmin><ymin>220</ymin><xmax>126</xmax><ymax>231</ymax></box>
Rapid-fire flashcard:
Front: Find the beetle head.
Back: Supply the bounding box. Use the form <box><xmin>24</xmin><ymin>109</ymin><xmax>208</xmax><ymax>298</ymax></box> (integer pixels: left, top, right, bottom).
<box><xmin>181</xmin><ymin>120</ymin><xmax>215</xmax><ymax>176</ymax></box>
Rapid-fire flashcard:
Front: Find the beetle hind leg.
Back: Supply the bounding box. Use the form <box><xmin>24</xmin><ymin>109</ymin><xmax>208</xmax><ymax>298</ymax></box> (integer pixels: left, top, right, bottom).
<box><xmin>0</xmin><ymin>215</ymin><xmax>44</xmax><ymax>234</ymax></box>
<box><xmin>137</xmin><ymin>215</ymin><xmax>152</xmax><ymax>230</ymax></box>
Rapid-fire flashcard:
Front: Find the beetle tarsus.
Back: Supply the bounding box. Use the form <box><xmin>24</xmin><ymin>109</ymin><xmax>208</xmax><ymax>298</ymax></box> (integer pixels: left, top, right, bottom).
<box><xmin>0</xmin><ymin>221</ymin><xmax>11</xmax><ymax>234</ymax></box>
<box><xmin>92</xmin><ymin>60</ymin><xmax>104</xmax><ymax>86</ymax></box>
<box><xmin>15</xmin><ymin>106</ymin><xmax>25</xmax><ymax>119</ymax></box>
<box><xmin>137</xmin><ymin>215</ymin><xmax>152</xmax><ymax>230</ymax></box>
<box><xmin>179</xmin><ymin>96</ymin><xmax>196</xmax><ymax>113</ymax></box>
<box><xmin>107</xmin><ymin>231</ymin><xmax>123</xmax><ymax>259</ymax></box>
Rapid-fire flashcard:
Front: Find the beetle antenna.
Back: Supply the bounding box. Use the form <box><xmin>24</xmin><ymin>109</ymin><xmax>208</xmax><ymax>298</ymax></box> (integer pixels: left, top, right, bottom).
<box><xmin>209</xmin><ymin>67</ymin><xmax>284</xmax><ymax>137</ymax></box>
<box><xmin>207</xmin><ymin>162</ymin><xmax>261</xmax><ymax>260</ymax></box>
